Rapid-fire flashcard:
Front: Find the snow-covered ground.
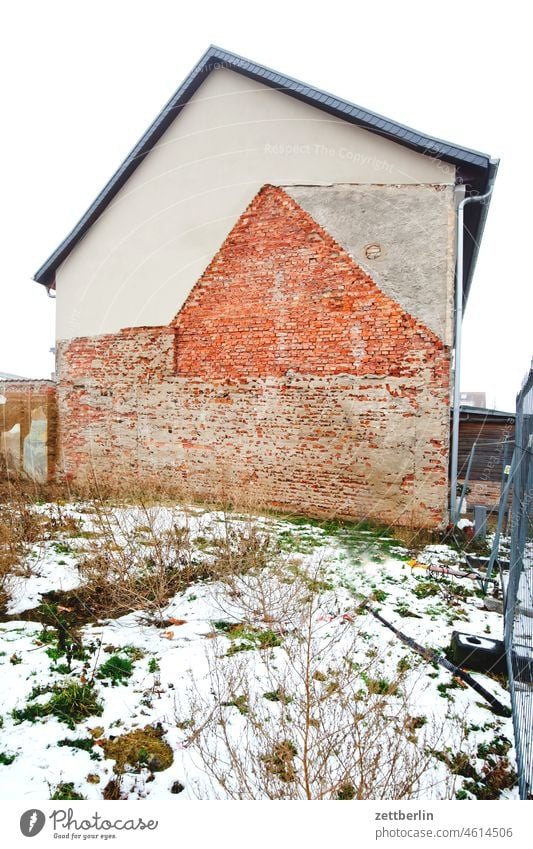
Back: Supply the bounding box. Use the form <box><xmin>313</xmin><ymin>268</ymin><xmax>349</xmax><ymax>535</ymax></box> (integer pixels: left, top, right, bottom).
<box><xmin>0</xmin><ymin>502</ymin><xmax>518</xmax><ymax>800</ymax></box>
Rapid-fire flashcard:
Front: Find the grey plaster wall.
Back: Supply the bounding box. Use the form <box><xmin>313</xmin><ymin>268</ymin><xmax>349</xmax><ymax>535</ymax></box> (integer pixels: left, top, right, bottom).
<box><xmin>285</xmin><ymin>184</ymin><xmax>456</xmax><ymax>343</ymax></box>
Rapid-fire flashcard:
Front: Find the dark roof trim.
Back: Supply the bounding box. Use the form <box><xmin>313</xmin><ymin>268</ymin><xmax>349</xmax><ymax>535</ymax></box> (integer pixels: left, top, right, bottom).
<box><xmin>34</xmin><ymin>45</ymin><xmax>496</xmax><ymax>289</ymax></box>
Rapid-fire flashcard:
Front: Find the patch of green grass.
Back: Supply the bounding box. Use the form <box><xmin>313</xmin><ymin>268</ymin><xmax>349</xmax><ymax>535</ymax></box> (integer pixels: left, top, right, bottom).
<box><xmin>361</xmin><ymin>671</ymin><xmax>397</xmax><ymax>696</ymax></box>
<box><xmin>0</xmin><ymin>752</ymin><xmax>16</xmax><ymax>765</ymax></box>
<box><xmin>426</xmin><ymin>604</ymin><xmax>445</xmax><ymax>619</ymax></box>
<box><xmin>394</xmin><ymin>602</ymin><xmax>420</xmax><ymax>618</ymax></box>
<box><xmin>192</xmin><ymin>535</ymin><xmax>212</xmax><ymax>551</ymax></box>
<box><xmin>477</xmin><ymin>735</ymin><xmax>512</xmax><ymax>759</ymax></box>
<box><xmin>45</xmin><ymin>646</ymin><xmax>64</xmax><ymax>661</ymax></box>
<box><xmin>50</xmin><ymin>782</ymin><xmax>85</xmax><ymax>800</ymax></box>
<box><xmin>97</xmin><ymin>655</ymin><xmax>134</xmax><ymax>686</ymax></box>
<box><xmin>53</xmin><ymin>542</ymin><xmax>73</xmax><ymax>555</ymax></box>
<box><xmin>212</xmin><ymin>620</ymin><xmax>283</xmax><ymax>655</ymax></box>
<box><xmin>431</xmin><ymin>740</ymin><xmax>517</xmax><ymax>800</ymax></box>
<box><xmin>281</xmin><ymin>516</ymin><xmax>397</xmax><ymax>564</ymax></box>
<box><xmin>57</xmin><ymin>737</ymin><xmax>101</xmax><ymax>761</ymax></box>
<box><xmin>226</xmin><ymin>626</ymin><xmax>282</xmax><ymax>656</ymax></box>
<box><xmin>397</xmin><ymin>656</ymin><xmax>411</xmax><ymax>673</ymax></box>
<box><xmin>263</xmin><ymin>688</ymin><xmax>293</xmax><ymax>704</ymax></box>
<box><xmin>221</xmin><ymin>694</ymin><xmax>249</xmax><ymax>715</ymax></box>
<box><xmin>37</xmin><ymin>628</ymin><xmax>57</xmax><ymax>645</ymax></box>
<box><xmin>276</xmin><ymin>529</ymin><xmax>323</xmax><ymax>554</ymax></box>
<box><xmin>413</xmin><ymin>580</ymin><xmax>440</xmax><ymax>599</ymax></box>
<box><xmin>212</xmin><ymin>620</ymin><xmax>236</xmax><ymax>633</ymax></box>
<box><xmin>371</xmin><ymin>588</ymin><xmax>388</xmax><ymax>603</ymax></box>
<box><xmin>148</xmin><ymin>658</ymin><xmax>160</xmax><ymax>674</ymax></box>
<box><xmin>305</xmin><ymin>577</ymin><xmax>334</xmax><ymax>593</ymax></box>
<box><xmin>12</xmin><ymin>682</ymin><xmax>103</xmax><ymax>729</ymax></box>
<box><xmin>436</xmin><ymin>680</ymin><xmax>461</xmax><ymax>702</ymax></box>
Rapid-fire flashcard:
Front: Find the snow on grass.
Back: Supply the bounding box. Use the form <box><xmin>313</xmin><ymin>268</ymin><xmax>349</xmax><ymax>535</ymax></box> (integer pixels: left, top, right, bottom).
<box><xmin>0</xmin><ymin>501</ymin><xmax>519</xmax><ymax>800</ymax></box>
<box><xmin>5</xmin><ymin>546</ymin><xmax>82</xmax><ymax>615</ymax></box>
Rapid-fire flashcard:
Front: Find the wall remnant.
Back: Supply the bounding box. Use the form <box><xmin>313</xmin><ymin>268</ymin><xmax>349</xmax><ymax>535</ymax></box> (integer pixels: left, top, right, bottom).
<box><xmin>0</xmin><ymin>380</ymin><xmax>57</xmax><ymax>483</ymax></box>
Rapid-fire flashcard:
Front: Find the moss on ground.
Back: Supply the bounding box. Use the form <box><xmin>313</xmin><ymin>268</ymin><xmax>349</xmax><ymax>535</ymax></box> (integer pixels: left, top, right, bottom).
<box><xmin>102</xmin><ymin>725</ymin><xmax>173</xmax><ymax>774</ymax></box>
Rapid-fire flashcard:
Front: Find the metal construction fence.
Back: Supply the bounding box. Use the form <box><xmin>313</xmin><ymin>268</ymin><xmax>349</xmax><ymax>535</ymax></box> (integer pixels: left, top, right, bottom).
<box><xmin>505</xmin><ymin>364</ymin><xmax>533</xmax><ymax>799</ymax></box>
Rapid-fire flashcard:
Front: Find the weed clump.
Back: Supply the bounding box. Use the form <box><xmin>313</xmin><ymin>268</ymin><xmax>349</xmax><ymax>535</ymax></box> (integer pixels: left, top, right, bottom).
<box><xmin>262</xmin><ymin>740</ymin><xmax>298</xmax><ymax>783</ymax></box>
<box><xmin>361</xmin><ymin>671</ymin><xmax>397</xmax><ymax>696</ymax></box>
<box><xmin>336</xmin><ymin>782</ymin><xmax>356</xmax><ymax>800</ymax></box>
<box><xmin>263</xmin><ymin>689</ymin><xmax>292</xmax><ymax>704</ymax></box>
<box><xmin>12</xmin><ymin>682</ymin><xmax>103</xmax><ymax>729</ymax></box>
<box><xmin>97</xmin><ymin>655</ymin><xmax>134</xmax><ymax>686</ymax></box>
<box><xmin>50</xmin><ymin>782</ymin><xmax>85</xmax><ymax>800</ymax></box>
<box><xmin>221</xmin><ymin>695</ymin><xmax>249</xmax><ymax>715</ymax></box>
<box><xmin>213</xmin><ymin>621</ymin><xmax>282</xmax><ymax>655</ymax></box>
<box><xmin>432</xmin><ymin>736</ymin><xmax>516</xmax><ymax>800</ymax></box>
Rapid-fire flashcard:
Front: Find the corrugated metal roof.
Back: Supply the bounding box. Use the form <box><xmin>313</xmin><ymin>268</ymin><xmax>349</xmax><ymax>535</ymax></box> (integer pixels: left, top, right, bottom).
<box><xmin>458</xmin><ymin>406</ymin><xmax>515</xmax><ymax>419</ymax></box>
<box><xmin>0</xmin><ymin>371</ymin><xmax>26</xmax><ymax>380</ymax></box>
<box><xmin>33</xmin><ymin>45</ymin><xmax>497</xmax><ymax>297</ymax></box>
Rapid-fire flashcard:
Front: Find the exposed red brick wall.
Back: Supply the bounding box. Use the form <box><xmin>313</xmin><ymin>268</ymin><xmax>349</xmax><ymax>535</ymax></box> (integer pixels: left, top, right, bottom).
<box><xmin>57</xmin><ymin>185</ymin><xmax>451</xmax><ymax>527</ymax></box>
<box><xmin>172</xmin><ymin>186</ymin><xmax>448</xmax><ymax>383</ymax></box>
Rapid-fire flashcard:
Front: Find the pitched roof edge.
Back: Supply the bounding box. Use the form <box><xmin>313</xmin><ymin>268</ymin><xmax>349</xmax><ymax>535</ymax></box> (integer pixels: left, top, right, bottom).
<box><xmin>33</xmin><ymin>44</ymin><xmax>495</xmax><ymax>287</ymax></box>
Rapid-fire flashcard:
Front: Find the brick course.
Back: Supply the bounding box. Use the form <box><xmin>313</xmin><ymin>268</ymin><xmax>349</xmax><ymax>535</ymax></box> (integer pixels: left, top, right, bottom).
<box><xmin>57</xmin><ymin>185</ymin><xmax>451</xmax><ymax>527</ymax></box>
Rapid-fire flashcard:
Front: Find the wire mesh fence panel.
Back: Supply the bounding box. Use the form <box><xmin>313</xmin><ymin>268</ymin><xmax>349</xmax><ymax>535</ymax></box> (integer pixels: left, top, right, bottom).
<box><xmin>505</xmin><ymin>364</ymin><xmax>533</xmax><ymax>799</ymax></box>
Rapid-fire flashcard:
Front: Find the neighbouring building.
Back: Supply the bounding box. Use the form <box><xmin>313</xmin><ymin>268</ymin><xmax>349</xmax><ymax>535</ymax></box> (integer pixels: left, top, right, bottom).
<box><xmin>4</xmin><ymin>47</ymin><xmax>499</xmax><ymax>526</ymax></box>
<box><xmin>457</xmin><ymin>406</ymin><xmax>515</xmax><ymax>509</ymax></box>
<box><xmin>460</xmin><ymin>391</ymin><xmax>487</xmax><ymax>408</ymax></box>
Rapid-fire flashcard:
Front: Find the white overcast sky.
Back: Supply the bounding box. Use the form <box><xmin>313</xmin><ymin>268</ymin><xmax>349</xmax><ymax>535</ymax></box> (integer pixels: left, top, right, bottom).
<box><xmin>0</xmin><ymin>0</ymin><xmax>530</xmax><ymax>412</ymax></box>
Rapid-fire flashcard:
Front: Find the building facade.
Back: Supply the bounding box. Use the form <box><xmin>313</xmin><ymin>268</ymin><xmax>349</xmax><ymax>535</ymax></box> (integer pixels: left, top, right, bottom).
<box><xmin>22</xmin><ymin>48</ymin><xmax>498</xmax><ymax>526</ymax></box>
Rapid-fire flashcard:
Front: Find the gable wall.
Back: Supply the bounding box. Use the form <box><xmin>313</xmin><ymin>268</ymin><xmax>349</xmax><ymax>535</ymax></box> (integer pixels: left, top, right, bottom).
<box><xmin>55</xmin><ymin>68</ymin><xmax>455</xmax><ymax>342</ymax></box>
<box><xmin>56</xmin><ymin>188</ymin><xmax>450</xmax><ymax>527</ymax></box>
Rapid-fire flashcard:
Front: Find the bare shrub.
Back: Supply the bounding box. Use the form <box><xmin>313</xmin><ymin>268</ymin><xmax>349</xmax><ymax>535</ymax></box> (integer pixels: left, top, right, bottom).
<box><xmin>78</xmin><ymin>501</ymin><xmax>205</xmax><ymax>623</ymax></box>
<box><xmin>208</xmin><ymin>513</ymin><xmax>279</xmax><ymax>581</ymax></box>
<box><xmin>0</xmin><ymin>482</ymin><xmax>86</xmax><ymax>609</ymax></box>
<box><xmin>178</xmin><ymin>564</ymin><xmax>456</xmax><ymax>800</ymax></box>
<box><xmin>41</xmin><ymin>503</ymin><xmax>83</xmax><ymax>538</ymax></box>
<box><xmin>0</xmin><ymin>488</ymin><xmax>47</xmax><ymax>603</ymax></box>
<box><xmin>208</xmin><ymin>530</ymin><xmax>309</xmax><ymax>629</ymax></box>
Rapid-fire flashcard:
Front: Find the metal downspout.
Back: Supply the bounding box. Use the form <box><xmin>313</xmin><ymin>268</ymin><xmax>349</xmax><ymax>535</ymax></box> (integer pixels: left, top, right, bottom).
<box><xmin>450</xmin><ymin>177</ymin><xmax>497</xmax><ymax>524</ymax></box>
